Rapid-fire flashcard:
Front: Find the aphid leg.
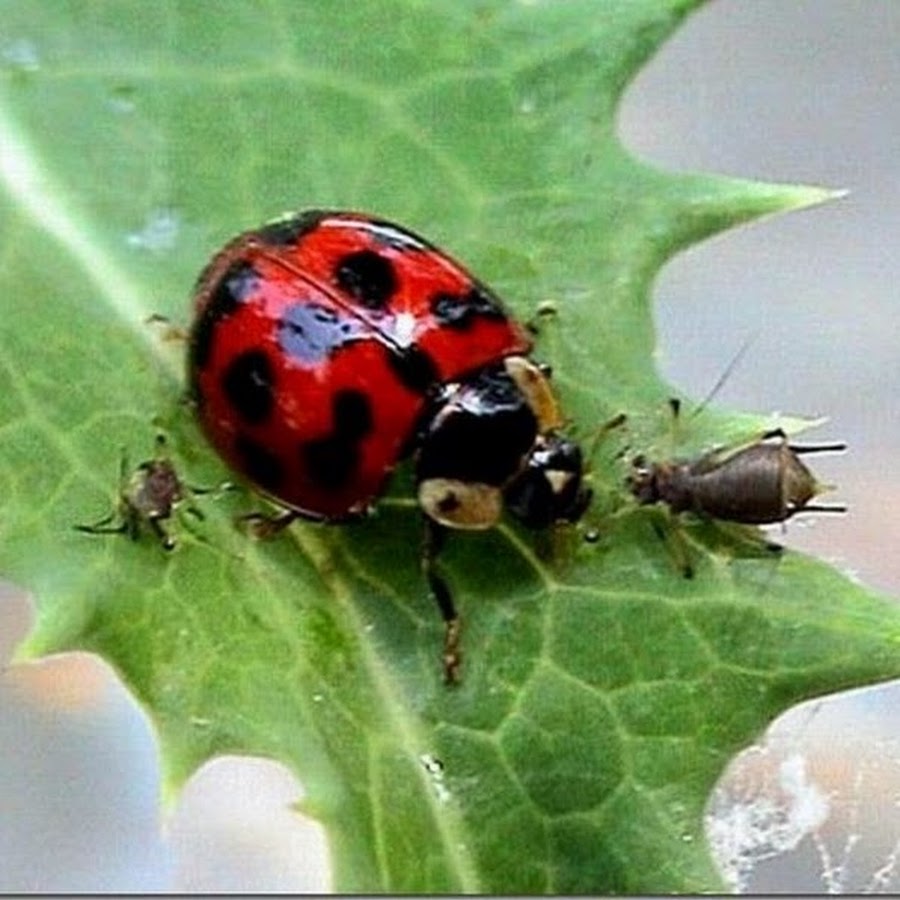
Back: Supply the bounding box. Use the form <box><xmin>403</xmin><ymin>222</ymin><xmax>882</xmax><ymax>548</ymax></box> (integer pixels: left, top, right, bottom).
<box><xmin>184</xmin><ymin>480</ymin><xmax>239</xmax><ymax>521</ymax></box>
<box><xmin>652</xmin><ymin>512</ymin><xmax>694</xmax><ymax>579</ymax></box>
<box><xmin>668</xmin><ymin>397</ymin><xmax>686</xmax><ymax>446</ymax></box>
<box><xmin>147</xmin><ymin>516</ymin><xmax>177</xmax><ymax>552</ymax></box>
<box><xmin>718</xmin><ymin>519</ymin><xmax>785</xmax><ymax>557</ymax></box>
<box><xmin>187</xmin><ymin>480</ymin><xmax>238</xmax><ymax>498</ymax></box>
<box><xmin>183</xmin><ymin>503</ymin><xmax>206</xmax><ymax>522</ymax></box>
<box><xmin>73</xmin><ymin>512</ymin><xmax>126</xmax><ymax>537</ymax></box>
<box><xmin>239</xmin><ymin>509</ymin><xmax>300</xmax><ymax>539</ymax></box>
<box><xmin>73</xmin><ymin>445</ymin><xmax>130</xmax><ymax>537</ymax></box>
<box><xmin>583</xmin><ymin>412</ymin><xmax>628</xmax><ymax>466</ymax></box>
<box><xmin>422</xmin><ymin>517</ymin><xmax>461</xmax><ymax>685</ymax></box>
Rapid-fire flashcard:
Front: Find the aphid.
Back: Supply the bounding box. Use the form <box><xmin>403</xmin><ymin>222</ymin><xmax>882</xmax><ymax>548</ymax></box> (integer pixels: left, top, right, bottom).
<box><xmin>75</xmin><ymin>435</ymin><xmax>201</xmax><ymax>551</ymax></box>
<box><xmin>628</xmin><ymin>426</ymin><xmax>846</xmax><ymax>576</ymax></box>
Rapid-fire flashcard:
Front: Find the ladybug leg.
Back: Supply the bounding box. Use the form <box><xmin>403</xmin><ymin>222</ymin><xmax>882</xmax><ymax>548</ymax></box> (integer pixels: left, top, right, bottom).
<box><xmin>524</xmin><ymin>300</ymin><xmax>558</xmax><ymax>335</ymax></box>
<box><xmin>422</xmin><ymin>517</ymin><xmax>461</xmax><ymax>685</ymax></box>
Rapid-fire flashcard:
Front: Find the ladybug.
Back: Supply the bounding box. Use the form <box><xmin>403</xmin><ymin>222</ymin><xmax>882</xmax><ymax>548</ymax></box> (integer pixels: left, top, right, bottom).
<box><xmin>187</xmin><ymin>210</ymin><xmax>591</xmax><ymax>682</ymax></box>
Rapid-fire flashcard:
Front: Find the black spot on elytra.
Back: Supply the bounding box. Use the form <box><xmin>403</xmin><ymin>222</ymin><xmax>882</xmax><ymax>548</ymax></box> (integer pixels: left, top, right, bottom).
<box><xmin>333</xmin><ymin>390</ymin><xmax>374</xmax><ymax>437</ymax></box>
<box><xmin>430</xmin><ymin>284</ymin><xmax>506</xmax><ymax>329</ymax></box>
<box><xmin>302</xmin><ymin>389</ymin><xmax>374</xmax><ymax>490</ymax></box>
<box><xmin>189</xmin><ymin>261</ymin><xmax>260</xmax><ymax>373</ymax></box>
<box><xmin>278</xmin><ymin>301</ymin><xmax>369</xmax><ymax>365</ymax></box>
<box><xmin>222</xmin><ymin>349</ymin><xmax>275</xmax><ymax>424</ymax></box>
<box><xmin>335</xmin><ymin>250</ymin><xmax>397</xmax><ymax>310</ymax></box>
<box><xmin>386</xmin><ymin>345</ymin><xmax>439</xmax><ymax>395</ymax></box>
<box><xmin>255</xmin><ymin>210</ymin><xmax>328</xmax><ymax>246</ymax></box>
<box><xmin>234</xmin><ymin>434</ymin><xmax>285</xmax><ymax>492</ymax></box>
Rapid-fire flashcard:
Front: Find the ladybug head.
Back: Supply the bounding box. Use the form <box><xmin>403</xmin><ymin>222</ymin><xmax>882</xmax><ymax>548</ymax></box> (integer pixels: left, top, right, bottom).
<box><xmin>504</xmin><ymin>434</ymin><xmax>591</xmax><ymax>530</ymax></box>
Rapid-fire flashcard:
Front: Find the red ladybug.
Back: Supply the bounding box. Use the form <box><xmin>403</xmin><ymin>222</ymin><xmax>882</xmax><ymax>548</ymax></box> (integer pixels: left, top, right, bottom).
<box><xmin>188</xmin><ymin>210</ymin><xmax>590</xmax><ymax>682</ymax></box>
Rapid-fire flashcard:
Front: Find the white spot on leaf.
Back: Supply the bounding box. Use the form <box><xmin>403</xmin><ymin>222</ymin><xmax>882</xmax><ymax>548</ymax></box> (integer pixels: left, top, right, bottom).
<box><xmin>126</xmin><ymin>209</ymin><xmax>180</xmax><ymax>253</ymax></box>
<box><xmin>419</xmin><ymin>753</ymin><xmax>451</xmax><ymax>804</ymax></box>
<box><xmin>1</xmin><ymin>38</ymin><xmax>39</xmax><ymax>72</ymax></box>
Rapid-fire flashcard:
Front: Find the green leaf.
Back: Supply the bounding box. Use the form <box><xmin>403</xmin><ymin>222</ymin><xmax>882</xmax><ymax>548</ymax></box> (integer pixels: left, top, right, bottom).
<box><xmin>1</xmin><ymin>0</ymin><xmax>896</xmax><ymax>893</ymax></box>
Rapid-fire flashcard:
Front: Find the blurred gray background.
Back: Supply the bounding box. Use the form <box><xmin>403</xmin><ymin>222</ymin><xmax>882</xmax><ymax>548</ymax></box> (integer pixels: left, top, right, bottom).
<box><xmin>2</xmin><ymin>1</ymin><xmax>899</xmax><ymax>891</ymax></box>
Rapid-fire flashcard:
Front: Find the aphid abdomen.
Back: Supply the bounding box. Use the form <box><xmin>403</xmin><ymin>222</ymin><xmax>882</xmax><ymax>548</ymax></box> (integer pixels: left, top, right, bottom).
<box><xmin>688</xmin><ymin>452</ymin><xmax>783</xmax><ymax>522</ymax></box>
<box><xmin>685</xmin><ymin>443</ymin><xmax>816</xmax><ymax>524</ymax></box>
<box><xmin>652</xmin><ymin>464</ymin><xmax>696</xmax><ymax>515</ymax></box>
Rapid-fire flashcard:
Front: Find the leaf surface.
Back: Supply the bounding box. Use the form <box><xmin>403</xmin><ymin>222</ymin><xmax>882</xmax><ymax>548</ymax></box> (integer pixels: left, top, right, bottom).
<box><xmin>1</xmin><ymin>1</ymin><xmax>897</xmax><ymax>892</ymax></box>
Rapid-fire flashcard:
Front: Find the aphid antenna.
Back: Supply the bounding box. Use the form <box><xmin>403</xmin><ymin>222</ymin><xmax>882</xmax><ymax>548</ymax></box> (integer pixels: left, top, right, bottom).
<box><xmin>688</xmin><ymin>334</ymin><xmax>758</xmax><ymax>421</ymax></box>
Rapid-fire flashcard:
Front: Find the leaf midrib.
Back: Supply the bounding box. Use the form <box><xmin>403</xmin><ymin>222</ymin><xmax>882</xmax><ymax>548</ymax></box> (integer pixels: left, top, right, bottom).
<box><xmin>292</xmin><ymin>524</ymin><xmax>483</xmax><ymax>892</ymax></box>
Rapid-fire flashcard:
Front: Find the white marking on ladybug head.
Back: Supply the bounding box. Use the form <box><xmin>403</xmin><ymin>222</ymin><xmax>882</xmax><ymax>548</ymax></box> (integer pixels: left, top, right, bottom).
<box><xmin>545</xmin><ymin>468</ymin><xmax>574</xmax><ymax>496</ymax></box>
